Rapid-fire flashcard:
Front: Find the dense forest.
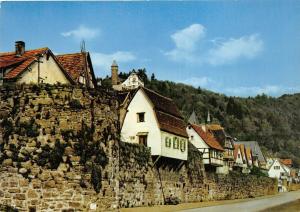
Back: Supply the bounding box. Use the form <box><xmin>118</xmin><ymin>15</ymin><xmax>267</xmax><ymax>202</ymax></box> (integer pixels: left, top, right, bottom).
<box><xmin>100</xmin><ymin>69</ymin><xmax>300</xmax><ymax>167</ymax></box>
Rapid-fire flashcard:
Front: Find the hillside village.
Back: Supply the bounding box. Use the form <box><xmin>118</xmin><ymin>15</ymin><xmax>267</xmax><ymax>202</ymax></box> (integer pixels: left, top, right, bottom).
<box><xmin>0</xmin><ymin>41</ymin><xmax>299</xmax><ymax>210</ymax></box>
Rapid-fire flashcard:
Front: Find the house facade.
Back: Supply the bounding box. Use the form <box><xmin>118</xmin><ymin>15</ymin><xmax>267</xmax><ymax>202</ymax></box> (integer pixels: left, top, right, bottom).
<box><xmin>206</xmin><ymin>124</ymin><xmax>235</xmax><ymax>174</ymax></box>
<box><xmin>0</xmin><ymin>41</ymin><xmax>96</xmax><ymax>87</ymax></box>
<box><xmin>233</xmin><ymin>144</ymin><xmax>251</xmax><ymax>173</ymax></box>
<box><xmin>119</xmin><ymin>87</ymin><xmax>188</xmax><ymax>161</ymax></box>
<box><xmin>235</xmin><ymin>141</ymin><xmax>267</xmax><ymax>169</ymax></box>
<box><xmin>111</xmin><ymin>61</ymin><xmax>144</xmax><ymax>91</ymax></box>
<box><xmin>187</xmin><ymin>124</ymin><xmax>224</xmax><ymax>172</ymax></box>
<box><xmin>57</xmin><ymin>52</ymin><xmax>97</xmax><ymax>88</ymax></box>
<box><xmin>267</xmin><ymin>158</ymin><xmax>292</xmax><ymax>192</ymax></box>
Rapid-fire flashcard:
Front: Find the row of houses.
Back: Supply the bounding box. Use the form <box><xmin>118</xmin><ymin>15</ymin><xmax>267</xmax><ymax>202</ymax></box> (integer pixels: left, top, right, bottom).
<box><xmin>110</xmin><ymin>60</ymin><xmax>300</xmax><ymax>192</ymax></box>
<box><xmin>1</xmin><ymin>42</ymin><xmax>299</xmax><ymax>192</ymax></box>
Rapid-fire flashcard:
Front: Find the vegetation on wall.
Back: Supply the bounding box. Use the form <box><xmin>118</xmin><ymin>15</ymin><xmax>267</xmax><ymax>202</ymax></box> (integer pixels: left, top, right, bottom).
<box><xmin>119</xmin><ymin>141</ymin><xmax>151</xmax><ymax>167</ymax></box>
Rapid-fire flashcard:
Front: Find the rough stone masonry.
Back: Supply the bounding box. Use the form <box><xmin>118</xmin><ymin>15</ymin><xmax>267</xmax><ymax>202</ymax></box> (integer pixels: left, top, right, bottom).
<box><xmin>0</xmin><ymin>85</ymin><xmax>277</xmax><ymax>211</ymax></box>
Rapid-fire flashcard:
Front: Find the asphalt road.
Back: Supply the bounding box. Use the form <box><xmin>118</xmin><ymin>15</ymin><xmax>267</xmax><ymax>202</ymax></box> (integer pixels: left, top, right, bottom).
<box><xmin>182</xmin><ymin>190</ymin><xmax>300</xmax><ymax>212</ymax></box>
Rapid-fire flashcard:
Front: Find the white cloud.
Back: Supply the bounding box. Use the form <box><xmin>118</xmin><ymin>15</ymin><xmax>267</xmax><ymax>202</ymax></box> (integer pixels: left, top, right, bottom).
<box><xmin>179</xmin><ymin>76</ymin><xmax>212</xmax><ymax>88</ymax></box>
<box><xmin>61</xmin><ymin>25</ymin><xmax>100</xmax><ymax>40</ymax></box>
<box><xmin>91</xmin><ymin>51</ymin><xmax>136</xmax><ymax>75</ymax></box>
<box><xmin>224</xmin><ymin>85</ymin><xmax>300</xmax><ymax>97</ymax></box>
<box><xmin>207</xmin><ymin>34</ymin><xmax>264</xmax><ymax>65</ymax></box>
<box><xmin>165</xmin><ymin>24</ymin><xmax>263</xmax><ymax>65</ymax></box>
<box><xmin>171</xmin><ymin>24</ymin><xmax>206</xmax><ymax>51</ymax></box>
<box><xmin>165</xmin><ymin>24</ymin><xmax>205</xmax><ymax>62</ymax></box>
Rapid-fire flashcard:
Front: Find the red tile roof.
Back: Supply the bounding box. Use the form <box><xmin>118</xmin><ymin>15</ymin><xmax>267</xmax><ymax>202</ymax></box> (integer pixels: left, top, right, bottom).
<box><xmin>191</xmin><ymin>124</ymin><xmax>224</xmax><ymax>151</ymax></box>
<box><xmin>234</xmin><ymin>144</ymin><xmax>240</xmax><ymax>160</ymax></box>
<box><xmin>280</xmin><ymin>159</ymin><xmax>292</xmax><ymax>166</ymax></box>
<box><xmin>245</xmin><ymin>147</ymin><xmax>252</xmax><ymax>162</ymax></box>
<box><xmin>143</xmin><ymin>87</ymin><xmax>183</xmax><ymax>119</ymax></box>
<box><xmin>0</xmin><ymin>48</ymin><xmax>48</xmax><ymax>79</ymax></box>
<box><xmin>155</xmin><ymin>110</ymin><xmax>188</xmax><ymax>138</ymax></box>
<box><xmin>56</xmin><ymin>53</ymin><xmax>86</xmax><ymax>82</ymax></box>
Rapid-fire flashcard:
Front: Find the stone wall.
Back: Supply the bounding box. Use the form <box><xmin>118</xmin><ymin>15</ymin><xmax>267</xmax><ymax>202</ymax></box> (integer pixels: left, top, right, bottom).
<box><xmin>0</xmin><ymin>85</ymin><xmax>277</xmax><ymax>211</ymax></box>
<box><xmin>118</xmin><ymin>142</ymin><xmax>277</xmax><ymax>208</ymax></box>
<box><xmin>0</xmin><ymin>85</ymin><xmax>119</xmax><ymax>211</ymax></box>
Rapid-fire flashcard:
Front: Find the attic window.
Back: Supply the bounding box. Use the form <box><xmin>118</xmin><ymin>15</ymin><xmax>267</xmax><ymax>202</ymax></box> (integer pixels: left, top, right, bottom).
<box><xmin>274</xmin><ymin>166</ymin><xmax>280</xmax><ymax>170</ymax></box>
<box><xmin>137</xmin><ymin>112</ymin><xmax>145</xmax><ymax>122</ymax></box>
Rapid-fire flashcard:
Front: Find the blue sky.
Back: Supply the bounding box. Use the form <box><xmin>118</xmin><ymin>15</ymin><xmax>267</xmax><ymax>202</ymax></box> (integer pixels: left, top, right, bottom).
<box><xmin>0</xmin><ymin>1</ymin><xmax>299</xmax><ymax>97</ymax></box>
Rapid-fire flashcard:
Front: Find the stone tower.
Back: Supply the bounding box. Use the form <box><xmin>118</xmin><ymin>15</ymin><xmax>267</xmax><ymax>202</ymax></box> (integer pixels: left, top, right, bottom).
<box><xmin>111</xmin><ymin>60</ymin><xmax>118</xmax><ymax>86</ymax></box>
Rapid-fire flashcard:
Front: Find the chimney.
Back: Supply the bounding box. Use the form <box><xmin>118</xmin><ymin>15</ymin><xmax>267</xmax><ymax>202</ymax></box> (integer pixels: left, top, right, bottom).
<box><xmin>15</xmin><ymin>41</ymin><xmax>25</xmax><ymax>57</ymax></box>
<box><xmin>111</xmin><ymin>60</ymin><xmax>118</xmax><ymax>86</ymax></box>
<box><xmin>201</xmin><ymin>125</ymin><xmax>206</xmax><ymax>132</ymax></box>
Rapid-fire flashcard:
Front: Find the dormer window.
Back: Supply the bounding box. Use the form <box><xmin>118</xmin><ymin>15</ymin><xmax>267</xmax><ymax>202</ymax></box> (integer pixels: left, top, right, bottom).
<box><xmin>137</xmin><ymin>112</ymin><xmax>145</xmax><ymax>122</ymax></box>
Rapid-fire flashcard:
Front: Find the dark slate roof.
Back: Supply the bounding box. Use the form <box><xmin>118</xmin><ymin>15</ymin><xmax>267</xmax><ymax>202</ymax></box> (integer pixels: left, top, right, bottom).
<box><xmin>188</xmin><ymin>111</ymin><xmax>199</xmax><ymax>125</ymax></box>
<box><xmin>235</xmin><ymin>141</ymin><xmax>266</xmax><ymax>164</ymax></box>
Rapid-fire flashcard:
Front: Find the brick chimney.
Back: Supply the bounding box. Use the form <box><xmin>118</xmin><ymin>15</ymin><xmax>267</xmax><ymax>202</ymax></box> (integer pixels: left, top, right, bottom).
<box><xmin>111</xmin><ymin>60</ymin><xmax>118</xmax><ymax>86</ymax></box>
<box><xmin>15</xmin><ymin>41</ymin><xmax>25</xmax><ymax>57</ymax></box>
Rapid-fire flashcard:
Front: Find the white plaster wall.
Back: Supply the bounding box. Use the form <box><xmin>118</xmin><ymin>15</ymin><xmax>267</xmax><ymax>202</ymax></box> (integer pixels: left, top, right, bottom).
<box><xmin>186</xmin><ymin>126</ymin><xmax>210</xmax><ymax>164</ymax></box>
<box><xmin>122</xmin><ymin>73</ymin><xmax>144</xmax><ymax>89</ymax></box>
<box><xmin>121</xmin><ymin>89</ymin><xmax>162</xmax><ymax>156</ymax></box>
<box><xmin>17</xmin><ymin>55</ymin><xmax>70</xmax><ymax>85</ymax></box>
<box><xmin>268</xmin><ymin>160</ymin><xmax>286</xmax><ymax>179</ymax></box>
<box><xmin>235</xmin><ymin>148</ymin><xmax>244</xmax><ymax>165</ymax></box>
<box><xmin>161</xmin><ymin>131</ymin><xmax>187</xmax><ymax>160</ymax></box>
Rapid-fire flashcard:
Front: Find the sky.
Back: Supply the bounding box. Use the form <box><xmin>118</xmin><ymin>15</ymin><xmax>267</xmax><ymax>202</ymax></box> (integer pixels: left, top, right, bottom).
<box><xmin>0</xmin><ymin>1</ymin><xmax>299</xmax><ymax>97</ymax></box>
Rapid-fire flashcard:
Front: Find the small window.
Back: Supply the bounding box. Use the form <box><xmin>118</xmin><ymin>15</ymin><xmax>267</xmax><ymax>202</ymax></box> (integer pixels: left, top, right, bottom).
<box><xmin>274</xmin><ymin>166</ymin><xmax>280</xmax><ymax>170</ymax></box>
<box><xmin>137</xmin><ymin>112</ymin><xmax>145</xmax><ymax>122</ymax></box>
<box><xmin>173</xmin><ymin>137</ymin><xmax>179</xmax><ymax>149</ymax></box>
<box><xmin>165</xmin><ymin>137</ymin><xmax>171</xmax><ymax>148</ymax></box>
<box><xmin>138</xmin><ymin>135</ymin><xmax>147</xmax><ymax>146</ymax></box>
<box><xmin>180</xmin><ymin>139</ymin><xmax>186</xmax><ymax>152</ymax></box>
<box><xmin>190</xmin><ymin>135</ymin><xmax>194</xmax><ymax>140</ymax></box>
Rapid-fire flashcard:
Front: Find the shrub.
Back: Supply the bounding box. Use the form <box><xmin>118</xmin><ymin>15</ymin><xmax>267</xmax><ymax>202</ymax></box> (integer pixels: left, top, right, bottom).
<box><xmin>69</xmin><ymin>99</ymin><xmax>83</xmax><ymax>109</ymax></box>
<box><xmin>91</xmin><ymin>163</ymin><xmax>102</xmax><ymax>193</ymax></box>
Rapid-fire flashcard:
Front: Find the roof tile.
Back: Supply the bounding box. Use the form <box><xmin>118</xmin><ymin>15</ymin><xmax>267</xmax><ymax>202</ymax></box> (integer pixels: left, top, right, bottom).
<box><xmin>191</xmin><ymin>124</ymin><xmax>224</xmax><ymax>151</ymax></box>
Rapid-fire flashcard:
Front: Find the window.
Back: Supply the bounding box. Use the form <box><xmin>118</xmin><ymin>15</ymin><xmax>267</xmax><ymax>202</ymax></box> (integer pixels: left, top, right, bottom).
<box><xmin>137</xmin><ymin>112</ymin><xmax>145</xmax><ymax>122</ymax></box>
<box><xmin>138</xmin><ymin>135</ymin><xmax>147</xmax><ymax>146</ymax></box>
<box><xmin>180</xmin><ymin>139</ymin><xmax>186</xmax><ymax>152</ymax></box>
<box><xmin>190</xmin><ymin>135</ymin><xmax>194</xmax><ymax>140</ymax></box>
<box><xmin>173</xmin><ymin>137</ymin><xmax>179</xmax><ymax>149</ymax></box>
<box><xmin>274</xmin><ymin>166</ymin><xmax>280</xmax><ymax>170</ymax></box>
<box><xmin>165</xmin><ymin>137</ymin><xmax>172</xmax><ymax>148</ymax></box>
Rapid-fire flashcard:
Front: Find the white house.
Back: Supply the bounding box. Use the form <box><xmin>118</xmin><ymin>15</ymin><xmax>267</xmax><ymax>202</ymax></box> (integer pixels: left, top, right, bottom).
<box><xmin>267</xmin><ymin>158</ymin><xmax>292</xmax><ymax>192</ymax></box>
<box><xmin>0</xmin><ymin>41</ymin><xmax>97</xmax><ymax>87</ymax></box>
<box><xmin>111</xmin><ymin>61</ymin><xmax>144</xmax><ymax>91</ymax></box>
<box><xmin>186</xmin><ymin>124</ymin><xmax>224</xmax><ymax>172</ymax></box>
<box><xmin>119</xmin><ymin>87</ymin><xmax>188</xmax><ymax>161</ymax></box>
<box><xmin>0</xmin><ymin>41</ymin><xmax>73</xmax><ymax>85</ymax></box>
<box><xmin>119</xmin><ymin>71</ymin><xmax>144</xmax><ymax>90</ymax></box>
<box><xmin>206</xmin><ymin>124</ymin><xmax>235</xmax><ymax>174</ymax></box>
<box><xmin>233</xmin><ymin>144</ymin><xmax>250</xmax><ymax>173</ymax></box>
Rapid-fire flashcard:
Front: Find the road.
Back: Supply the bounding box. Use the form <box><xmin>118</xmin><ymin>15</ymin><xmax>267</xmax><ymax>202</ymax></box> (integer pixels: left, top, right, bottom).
<box><xmin>182</xmin><ymin>190</ymin><xmax>300</xmax><ymax>212</ymax></box>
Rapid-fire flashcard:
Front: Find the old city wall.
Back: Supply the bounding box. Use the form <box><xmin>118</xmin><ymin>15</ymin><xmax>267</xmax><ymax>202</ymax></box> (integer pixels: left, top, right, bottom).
<box><xmin>0</xmin><ymin>85</ymin><xmax>120</xmax><ymax>211</ymax></box>
<box><xmin>118</xmin><ymin>142</ymin><xmax>277</xmax><ymax>208</ymax></box>
<box><xmin>0</xmin><ymin>85</ymin><xmax>277</xmax><ymax>211</ymax></box>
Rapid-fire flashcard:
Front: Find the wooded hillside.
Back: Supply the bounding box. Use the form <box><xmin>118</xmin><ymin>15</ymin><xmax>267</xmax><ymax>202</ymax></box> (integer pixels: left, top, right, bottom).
<box><xmin>101</xmin><ymin>70</ymin><xmax>300</xmax><ymax>167</ymax></box>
